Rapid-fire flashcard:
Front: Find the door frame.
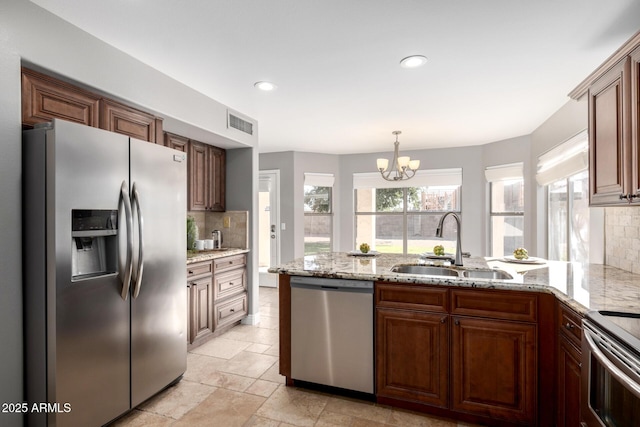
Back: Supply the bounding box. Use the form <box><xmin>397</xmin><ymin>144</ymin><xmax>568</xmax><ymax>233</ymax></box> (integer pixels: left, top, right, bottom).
<box><xmin>259</xmin><ymin>169</ymin><xmax>281</xmax><ymax>287</ymax></box>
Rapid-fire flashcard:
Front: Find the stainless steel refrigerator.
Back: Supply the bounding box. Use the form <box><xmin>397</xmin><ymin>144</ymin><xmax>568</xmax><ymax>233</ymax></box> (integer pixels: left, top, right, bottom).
<box><xmin>23</xmin><ymin>119</ymin><xmax>187</xmax><ymax>426</ymax></box>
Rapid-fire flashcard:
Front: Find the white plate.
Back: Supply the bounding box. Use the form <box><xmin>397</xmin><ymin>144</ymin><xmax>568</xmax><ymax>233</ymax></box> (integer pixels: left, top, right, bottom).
<box><xmin>348</xmin><ymin>250</ymin><xmax>379</xmax><ymax>257</ymax></box>
<box><xmin>502</xmin><ymin>256</ymin><xmax>546</xmax><ymax>264</ymax></box>
<box><xmin>421</xmin><ymin>252</ymin><xmax>454</xmax><ymax>260</ymax></box>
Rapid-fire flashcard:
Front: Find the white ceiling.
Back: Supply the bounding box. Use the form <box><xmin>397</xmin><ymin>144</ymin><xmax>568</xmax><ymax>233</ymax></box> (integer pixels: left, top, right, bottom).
<box><xmin>30</xmin><ymin>0</ymin><xmax>640</xmax><ymax>154</ymax></box>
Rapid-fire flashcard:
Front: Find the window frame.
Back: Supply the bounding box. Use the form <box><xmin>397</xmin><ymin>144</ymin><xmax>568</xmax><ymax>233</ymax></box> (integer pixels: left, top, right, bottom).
<box><xmin>354</xmin><ymin>185</ymin><xmax>462</xmax><ymax>255</ymax></box>
<box><xmin>546</xmin><ymin>170</ymin><xmax>589</xmax><ymax>262</ymax></box>
<box><xmin>303</xmin><ymin>184</ymin><xmax>334</xmax><ymax>255</ymax></box>
<box><xmin>488</xmin><ymin>177</ymin><xmax>525</xmax><ymax>257</ymax></box>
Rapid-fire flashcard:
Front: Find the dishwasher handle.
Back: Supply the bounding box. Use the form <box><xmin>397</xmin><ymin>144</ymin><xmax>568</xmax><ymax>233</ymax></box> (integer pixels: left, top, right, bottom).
<box><xmin>290</xmin><ymin>277</ymin><xmax>373</xmax><ymax>293</ymax></box>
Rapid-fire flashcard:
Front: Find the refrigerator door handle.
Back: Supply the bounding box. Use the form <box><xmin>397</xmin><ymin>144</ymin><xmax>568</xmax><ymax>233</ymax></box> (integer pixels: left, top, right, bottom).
<box><xmin>119</xmin><ymin>181</ymin><xmax>133</xmax><ymax>300</ymax></box>
<box><xmin>132</xmin><ymin>183</ymin><xmax>145</xmax><ymax>299</ymax></box>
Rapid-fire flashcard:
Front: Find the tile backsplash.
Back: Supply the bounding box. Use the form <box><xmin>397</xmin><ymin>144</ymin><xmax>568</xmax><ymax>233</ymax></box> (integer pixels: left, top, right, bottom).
<box><xmin>605</xmin><ymin>207</ymin><xmax>640</xmax><ymax>274</ymax></box>
<box><xmin>187</xmin><ymin>211</ymin><xmax>249</xmax><ymax>250</ymax></box>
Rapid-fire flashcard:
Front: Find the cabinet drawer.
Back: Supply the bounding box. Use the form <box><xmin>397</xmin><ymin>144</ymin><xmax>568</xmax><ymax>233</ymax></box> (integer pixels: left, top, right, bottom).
<box><xmin>214</xmin><ymin>268</ymin><xmax>246</xmax><ymax>301</ymax></box>
<box><xmin>376</xmin><ymin>283</ymin><xmax>448</xmax><ymax>313</ymax></box>
<box><xmin>451</xmin><ymin>289</ymin><xmax>537</xmax><ymax>322</ymax></box>
<box><xmin>187</xmin><ymin>261</ymin><xmax>213</xmax><ymax>278</ymax></box>
<box><xmin>214</xmin><ymin>254</ymin><xmax>246</xmax><ymax>272</ymax></box>
<box><xmin>558</xmin><ymin>302</ymin><xmax>583</xmax><ymax>347</ymax></box>
<box><xmin>214</xmin><ymin>293</ymin><xmax>247</xmax><ymax>329</ymax></box>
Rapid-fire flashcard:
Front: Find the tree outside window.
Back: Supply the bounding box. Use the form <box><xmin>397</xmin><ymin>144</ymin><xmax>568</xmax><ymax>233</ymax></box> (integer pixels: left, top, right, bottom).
<box><xmin>355</xmin><ymin>183</ymin><xmax>461</xmax><ymax>255</ymax></box>
<box><xmin>304</xmin><ymin>185</ymin><xmax>332</xmax><ymax>255</ymax></box>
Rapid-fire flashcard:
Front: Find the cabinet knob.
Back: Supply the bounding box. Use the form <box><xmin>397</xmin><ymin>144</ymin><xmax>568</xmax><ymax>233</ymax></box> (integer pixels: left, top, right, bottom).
<box><xmin>188</xmin><ymin>270</ymin><xmax>194</xmax><ymax>275</ymax></box>
<box><xmin>565</xmin><ymin>322</ymin><xmax>574</xmax><ymax>330</ymax></box>
<box><xmin>440</xmin><ymin>316</ymin><xmax>446</xmax><ymax>324</ymax></box>
<box><xmin>454</xmin><ymin>319</ymin><xmax>460</xmax><ymax>326</ymax></box>
<box><xmin>230</xmin><ymin>308</ymin><xmax>235</xmax><ymax>313</ymax></box>
<box><xmin>229</xmin><ymin>282</ymin><xmax>234</xmax><ymax>286</ymax></box>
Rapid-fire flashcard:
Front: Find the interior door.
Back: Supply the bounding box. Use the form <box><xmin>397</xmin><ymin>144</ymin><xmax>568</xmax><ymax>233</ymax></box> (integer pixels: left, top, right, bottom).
<box><xmin>258</xmin><ymin>170</ymin><xmax>280</xmax><ymax>287</ymax></box>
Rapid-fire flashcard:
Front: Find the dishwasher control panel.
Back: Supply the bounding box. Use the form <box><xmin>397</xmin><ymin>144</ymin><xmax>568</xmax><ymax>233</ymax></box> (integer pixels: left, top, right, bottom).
<box><xmin>290</xmin><ymin>276</ymin><xmax>373</xmax><ymax>290</ymax></box>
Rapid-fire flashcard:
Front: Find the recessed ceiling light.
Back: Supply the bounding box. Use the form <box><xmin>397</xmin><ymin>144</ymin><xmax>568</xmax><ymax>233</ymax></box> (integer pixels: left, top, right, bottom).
<box><xmin>399</xmin><ymin>55</ymin><xmax>428</xmax><ymax>69</ymax></box>
<box><xmin>254</xmin><ymin>81</ymin><xmax>277</xmax><ymax>91</ymax></box>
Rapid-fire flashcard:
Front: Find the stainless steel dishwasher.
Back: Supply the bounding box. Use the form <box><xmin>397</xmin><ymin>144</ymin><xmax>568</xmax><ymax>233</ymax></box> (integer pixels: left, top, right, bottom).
<box><xmin>290</xmin><ymin>276</ymin><xmax>374</xmax><ymax>394</ymax></box>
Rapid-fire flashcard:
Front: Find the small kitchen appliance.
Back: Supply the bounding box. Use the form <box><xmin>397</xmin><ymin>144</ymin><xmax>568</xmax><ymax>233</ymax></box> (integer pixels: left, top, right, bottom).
<box><xmin>212</xmin><ymin>229</ymin><xmax>223</xmax><ymax>249</ymax></box>
<box><xmin>582</xmin><ymin>310</ymin><xmax>640</xmax><ymax>427</ymax></box>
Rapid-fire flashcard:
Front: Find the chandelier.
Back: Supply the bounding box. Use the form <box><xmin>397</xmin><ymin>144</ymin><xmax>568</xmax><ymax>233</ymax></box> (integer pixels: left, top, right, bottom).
<box><xmin>376</xmin><ymin>131</ymin><xmax>420</xmax><ymax>181</ymax></box>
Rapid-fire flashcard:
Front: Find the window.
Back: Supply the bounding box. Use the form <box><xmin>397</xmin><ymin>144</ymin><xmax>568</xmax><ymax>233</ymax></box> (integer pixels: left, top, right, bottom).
<box><xmin>486</xmin><ymin>163</ymin><xmax>524</xmax><ymax>257</ymax></box>
<box><xmin>537</xmin><ymin>131</ymin><xmax>589</xmax><ymax>262</ymax></box>
<box><xmin>304</xmin><ymin>173</ymin><xmax>334</xmax><ymax>255</ymax></box>
<box><xmin>354</xmin><ymin>169</ymin><xmax>462</xmax><ymax>255</ymax></box>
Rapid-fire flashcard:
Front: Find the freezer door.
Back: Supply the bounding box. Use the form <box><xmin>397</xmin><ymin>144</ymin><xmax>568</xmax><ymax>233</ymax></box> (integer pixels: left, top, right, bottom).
<box><xmin>130</xmin><ymin>138</ymin><xmax>187</xmax><ymax>406</ymax></box>
<box><xmin>50</xmin><ymin>120</ymin><xmax>131</xmax><ymax>426</ymax></box>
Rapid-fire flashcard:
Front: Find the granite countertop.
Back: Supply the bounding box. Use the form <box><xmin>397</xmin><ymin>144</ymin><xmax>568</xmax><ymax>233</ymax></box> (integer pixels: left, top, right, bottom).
<box><xmin>268</xmin><ymin>252</ymin><xmax>640</xmax><ymax>315</ymax></box>
<box><xmin>186</xmin><ymin>248</ymin><xmax>249</xmax><ymax>264</ymax></box>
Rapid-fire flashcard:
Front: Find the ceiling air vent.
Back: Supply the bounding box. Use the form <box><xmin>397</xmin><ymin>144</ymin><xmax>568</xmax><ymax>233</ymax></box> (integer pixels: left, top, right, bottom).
<box><xmin>227</xmin><ymin>111</ymin><xmax>254</xmax><ymax>135</ymax></box>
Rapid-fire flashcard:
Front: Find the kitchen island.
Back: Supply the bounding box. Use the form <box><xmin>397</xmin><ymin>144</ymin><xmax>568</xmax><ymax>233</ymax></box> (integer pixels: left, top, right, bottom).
<box><xmin>270</xmin><ymin>252</ymin><xmax>640</xmax><ymax>427</ymax></box>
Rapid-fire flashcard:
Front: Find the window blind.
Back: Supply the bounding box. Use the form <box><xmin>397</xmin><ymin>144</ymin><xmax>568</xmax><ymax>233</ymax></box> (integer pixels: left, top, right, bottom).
<box><xmin>536</xmin><ymin>130</ymin><xmax>588</xmax><ymax>186</ymax></box>
<box><xmin>353</xmin><ymin>168</ymin><xmax>462</xmax><ymax>189</ymax></box>
<box><xmin>484</xmin><ymin>162</ymin><xmax>523</xmax><ymax>182</ymax></box>
<box><xmin>304</xmin><ymin>173</ymin><xmax>335</xmax><ymax>187</ymax></box>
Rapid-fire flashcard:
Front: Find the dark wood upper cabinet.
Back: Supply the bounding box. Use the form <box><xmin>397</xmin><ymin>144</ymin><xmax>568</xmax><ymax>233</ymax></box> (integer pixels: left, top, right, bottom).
<box><xmin>571</xmin><ymin>31</ymin><xmax>640</xmax><ymax>206</ymax></box>
<box><xmin>99</xmin><ymin>98</ymin><xmax>162</xmax><ymax>143</ymax></box>
<box><xmin>631</xmin><ymin>46</ymin><xmax>640</xmax><ymax>200</ymax></box>
<box><xmin>188</xmin><ymin>139</ymin><xmax>225</xmax><ymax>212</ymax></box>
<box><xmin>588</xmin><ymin>58</ymin><xmax>630</xmax><ymax>205</ymax></box>
<box><xmin>20</xmin><ymin>68</ymin><xmax>227</xmax><ymax>213</ymax></box>
<box><xmin>21</xmin><ymin>67</ymin><xmax>164</xmax><ymax>145</ymax></box>
<box><xmin>165</xmin><ymin>132</ymin><xmax>189</xmax><ymax>152</ymax></box>
<box><xmin>21</xmin><ymin>67</ymin><xmax>100</xmax><ymax>128</ymax></box>
<box><xmin>208</xmin><ymin>146</ymin><xmax>226</xmax><ymax>212</ymax></box>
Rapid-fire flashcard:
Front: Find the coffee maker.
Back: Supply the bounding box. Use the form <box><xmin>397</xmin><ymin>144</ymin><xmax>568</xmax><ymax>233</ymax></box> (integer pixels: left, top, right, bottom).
<box><xmin>212</xmin><ymin>230</ymin><xmax>222</xmax><ymax>249</ymax></box>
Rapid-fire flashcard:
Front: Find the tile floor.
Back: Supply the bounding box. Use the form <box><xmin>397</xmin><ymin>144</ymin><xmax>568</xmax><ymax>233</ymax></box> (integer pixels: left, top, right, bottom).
<box><xmin>113</xmin><ymin>287</ymin><xmax>479</xmax><ymax>427</ymax></box>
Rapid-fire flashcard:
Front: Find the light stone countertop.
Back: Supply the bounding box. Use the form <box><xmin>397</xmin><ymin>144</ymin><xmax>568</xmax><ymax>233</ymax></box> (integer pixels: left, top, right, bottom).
<box><xmin>186</xmin><ymin>248</ymin><xmax>249</xmax><ymax>264</ymax></box>
<box><xmin>268</xmin><ymin>252</ymin><xmax>640</xmax><ymax>315</ymax></box>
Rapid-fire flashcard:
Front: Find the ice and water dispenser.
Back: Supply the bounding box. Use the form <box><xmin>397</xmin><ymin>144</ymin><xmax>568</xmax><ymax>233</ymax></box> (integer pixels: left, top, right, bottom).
<box><xmin>71</xmin><ymin>209</ymin><xmax>118</xmax><ymax>280</ymax></box>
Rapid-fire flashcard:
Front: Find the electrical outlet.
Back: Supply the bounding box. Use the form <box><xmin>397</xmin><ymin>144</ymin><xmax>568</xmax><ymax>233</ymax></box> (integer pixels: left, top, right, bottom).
<box><xmin>223</xmin><ymin>216</ymin><xmax>231</xmax><ymax>228</ymax></box>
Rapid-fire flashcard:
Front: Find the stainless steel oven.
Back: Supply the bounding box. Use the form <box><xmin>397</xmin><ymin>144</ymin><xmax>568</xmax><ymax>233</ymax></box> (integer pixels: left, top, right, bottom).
<box><xmin>582</xmin><ymin>311</ymin><xmax>640</xmax><ymax>427</ymax></box>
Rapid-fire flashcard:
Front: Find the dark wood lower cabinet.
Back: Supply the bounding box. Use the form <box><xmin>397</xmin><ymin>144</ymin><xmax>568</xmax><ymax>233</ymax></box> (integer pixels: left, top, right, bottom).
<box><xmin>557</xmin><ymin>302</ymin><xmax>584</xmax><ymax>426</ymax></box>
<box><xmin>376</xmin><ymin>308</ymin><xmax>449</xmax><ymax>408</ymax></box>
<box><xmin>280</xmin><ymin>276</ymin><xmax>558</xmax><ymax>426</ymax></box>
<box><xmin>373</xmin><ymin>283</ymin><xmax>553</xmax><ymax>427</ymax></box>
<box><xmin>557</xmin><ymin>335</ymin><xmax>582</xmax><ymax>427</ymax></box>
<box><xmin>451</xmin><ymin>316</ymin><xmax>537</xmax><ymax>425</ymax></box>
<box><xmin>187</xmin><ymin>255</ymin><xmax>248</xmax><ymax>349</ymax></box>
<box><xmin>190</xmin><ymin>276</ymin><xmax>214</xmax><ymax>343</ymax></box>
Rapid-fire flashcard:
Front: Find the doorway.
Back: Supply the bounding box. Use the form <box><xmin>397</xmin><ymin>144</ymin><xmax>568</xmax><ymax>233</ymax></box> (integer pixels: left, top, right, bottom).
<box><xmin>258</xmin><ymin>170</ymin><xmax>280</xmax><ymax>287</ymax></box>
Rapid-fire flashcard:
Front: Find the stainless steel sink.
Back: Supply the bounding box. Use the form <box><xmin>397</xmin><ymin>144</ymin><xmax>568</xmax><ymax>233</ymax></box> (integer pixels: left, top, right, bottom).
<box><xmin>461</xmin><ymin>269</ymin><xmax>513</xmax><ymax>280</ymax></box>
<box><xmin>390</xmin><ymin>264</ymin><xmax>514</xmax><ymax>281</ymax></box>
<box><xmin>390</xmin><ymin>265</ymin><xmax>460</xmax><ymax>276</ymax></box>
